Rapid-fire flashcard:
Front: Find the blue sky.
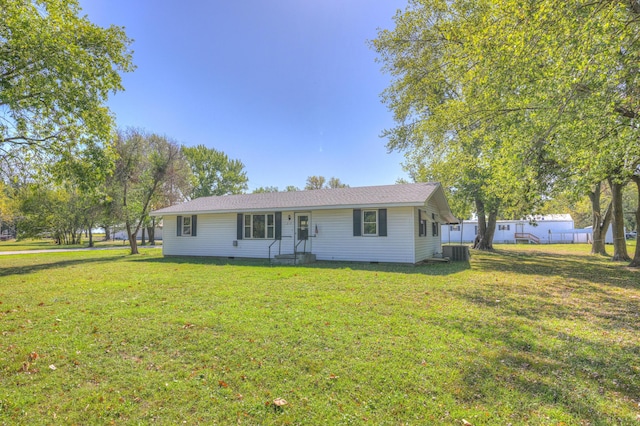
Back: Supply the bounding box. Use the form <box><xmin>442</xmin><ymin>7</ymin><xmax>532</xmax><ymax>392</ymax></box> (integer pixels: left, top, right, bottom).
<box><xmin>79</xmin><ymin>0</ymin><xmax>408</xmax><ymax>191</ymax></box>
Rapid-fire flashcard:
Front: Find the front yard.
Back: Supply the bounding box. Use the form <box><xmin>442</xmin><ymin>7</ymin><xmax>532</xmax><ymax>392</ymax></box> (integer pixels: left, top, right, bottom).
<box><xmin>0</xmin><ymin>245</ymin><xmax>638</xmax><ymax>424</ymax></box>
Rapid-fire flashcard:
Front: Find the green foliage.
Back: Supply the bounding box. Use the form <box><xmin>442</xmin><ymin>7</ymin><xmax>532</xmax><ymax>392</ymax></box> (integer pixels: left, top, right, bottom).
<box><xmin>304</xmin><ymin>175</ymin><xmax>326</xmax><ymax>190</ymax></box>
<box><xmin>0</xmin><ymin>181</ymin><xmax>18</xmax><ymax>223</ymax></box>
<box><xmin>0</xmin><ymin>245</ymin><xmax>638</xmax><ymax>423</ymax></box>
<box><xmin>327</xmin><ymin>177</ymin><xmax>349</xmax><ymax>189</ymax></box>
<box><xmin>110</xmin><ymin>129</ymin><xmax>190</xmax><ymax>254</ymax></box>
<box><xmin>372</xmin><ymin>0</ymin><xmax>640</xmax><ymax>253</ymax></box>
<box><xmin>304</xmin><ymin>176</ymin><xmax>349</xmax><ymax>190</ymax></box>
<box><xmin>182</xmin><ymin>145</ymin><xmax>248</xmax><ymax>198</ymax></box>
<box><xmin>0</xmin><ymin>0</ymin><xmax>134</xmax><ymax>165</ymax></box>
<box><xmin>252</xmin><ymin>186</ymin><xmax>279</xmax><ymax>193</ymax></box>
<box><xmin>17</xmin><ymin>183</ymin><xmax>86</xmax><ymax>244</ymax></box>
<box><xmin>540</xmin><ymin>192</ymin><xmax>593</xmax><ymax>229</ymax></box>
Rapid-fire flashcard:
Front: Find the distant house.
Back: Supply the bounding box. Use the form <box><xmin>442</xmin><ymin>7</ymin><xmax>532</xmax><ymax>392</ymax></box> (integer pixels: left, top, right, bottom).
<box><xmin>112</xmin><ymin>225</ymin><xmax>163</xmax><ymax>241</ymax></box>
<box><xmin>151</xmin><ymin>182</ymin><xmax>458</xmax><ymax>263</ymax></box>
<box><xmin>442</xmin><ymin>214</ymin><xmax>580</xmax><ymax>244</ymax></box>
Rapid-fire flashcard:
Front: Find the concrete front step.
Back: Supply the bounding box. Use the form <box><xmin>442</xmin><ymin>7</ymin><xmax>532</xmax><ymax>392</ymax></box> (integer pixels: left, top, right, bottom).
<box><xmin>272</xmin><ymin>253</ymin><xmax>316</xmax><ymax>265</ymax></box>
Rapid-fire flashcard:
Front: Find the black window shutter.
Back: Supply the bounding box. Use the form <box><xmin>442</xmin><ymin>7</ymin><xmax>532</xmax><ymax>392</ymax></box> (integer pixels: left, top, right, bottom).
<box><xmin>378</xmin><ymin>209</ymin><xmax>387</xmax><ymax>237</ymax></box>
<box><xmin>191</xmin><ymin>215</ymin><xmax>197</xmax><ymax>237</ymax></box>
<box><xmin>177</xmin><ymin>216</ymin><xmax>182</xmax><ymax>236</ymax></box>
<box><xmin>353</xmin><ymin>209</ymin><xmax>362</xmax><ymax>236</ymax></box>
<box><xmin>275</xmin><ymin>212</ymin><xmax>282</xmax><ymax>240</ymax></box>
<box><xmin>237</xmin><ymin>213</ymin><xmax>243</xmax><ymax>240</ymax></box>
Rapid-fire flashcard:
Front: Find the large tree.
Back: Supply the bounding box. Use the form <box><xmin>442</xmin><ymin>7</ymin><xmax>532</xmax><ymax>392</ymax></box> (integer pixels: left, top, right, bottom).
<box><xmin>304</xmin><ymin>176</ymin><xmax>326</xmax><ymax>190</ymax></box>
<box><xmin>182</xmin><ymin>144</ymin><xmax>247</xmax><ymax>199</ymax></box>
<box><xmin>304</xmin><ymin>176</ymin><xmax>349</xmax><ymax>190</ymax></box>
<box><xmin>372</xmin><ymin>0</ymin><xmax>640</xmax><ymax>257</ymax></box>
<box><xmin>0</xmin><ymin>0</ymin><xmax>134</xmax><ymax>171</ymax></box>
<box><xmin>111</xmin><ymin>129</ymin><xmax>190</xmax><ymax>255</ymax></box>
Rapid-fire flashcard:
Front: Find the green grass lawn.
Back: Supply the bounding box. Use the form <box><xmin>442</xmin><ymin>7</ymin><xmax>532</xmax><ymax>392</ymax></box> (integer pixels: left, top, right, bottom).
<box><xmin>0</xmin><ymin>246</ymin><xmax>638</xmax><ymax>424</ymax></box>
<box><xmin>0</xmin><ymin>238</ymin><xmax>161</xmax><ymax>252</ymax></box>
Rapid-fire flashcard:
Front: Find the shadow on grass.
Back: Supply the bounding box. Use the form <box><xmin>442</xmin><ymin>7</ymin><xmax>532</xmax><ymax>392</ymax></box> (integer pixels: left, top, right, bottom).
<box><xmin>472</xmin><ymin>248</ymin><xmax>639</xmax><ymax>290</ymax></box>
<box><xmin>129</xmin><ymin>255</ymin><xmax>471</xmax><ymax>276</ymax></box>
<box><xmin>440</xmin><ymin>313</ymin><xmax>640</xmax><ymax>423</ymax></box>
<box><xmin>0</xmin><ymin>256</ymin><xmax>125</xmax><ymax>277</ymax></box>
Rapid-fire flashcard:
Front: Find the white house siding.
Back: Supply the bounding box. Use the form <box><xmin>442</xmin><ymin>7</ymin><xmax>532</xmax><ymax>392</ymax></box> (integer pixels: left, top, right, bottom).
<box><xmin>162</xmin><ymin>207</ymin><xmax>417</xmax><ymax>263</ymax></box>
<box><xmin>163</xmin><ymin>213</ymin><xmax>279</xmax><ymax>258</ymax></box>
<box><xmin>414</xmin><ymin>205</ymin><xmax>444</xmax><ymax>262</ymax></box>
<box><xmin>311</xmin><ymin>207</ymin><xmax>415</xmax><ymax>263</ymax></box>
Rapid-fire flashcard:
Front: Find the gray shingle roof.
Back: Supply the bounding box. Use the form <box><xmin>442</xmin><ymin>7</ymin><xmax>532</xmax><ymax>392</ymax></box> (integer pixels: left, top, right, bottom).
<box><xmin>151</xmin><ymin>182</ymin><xmax>457</xmax><ymax>222</ymax></box>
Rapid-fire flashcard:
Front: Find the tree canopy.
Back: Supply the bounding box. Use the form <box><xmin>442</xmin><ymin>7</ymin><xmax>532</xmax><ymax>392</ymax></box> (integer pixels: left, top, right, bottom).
<box><xmin>110</xmin><ymin>129</ymin><xmax>190</xmax><ymax>254</ymax></box>
<box><xmin>0</xmin><ymin>0</ymin><xmax>134</xmax><ymax>172</ymax></box>
<box><xmin>372</xmin><ymin>0</ymin><xmax>640</xmax><ymax>256</ymax></box>
<box><xmin>182</xmin><ymin>144</ymin><xmax>248</xmax><ymax>199</ymax></box>
<box><xmin>305</xmin><ymin>176</ymin><xmax>349</xmax><ymax>190</ymax></box>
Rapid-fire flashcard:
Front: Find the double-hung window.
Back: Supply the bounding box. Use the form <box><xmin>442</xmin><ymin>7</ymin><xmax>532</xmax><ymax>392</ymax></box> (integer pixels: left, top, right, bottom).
<box><xmin>182</xmin><ymin>216</ymin><xmax>192</xmax><ymax>236</ymax></box>
<box><xmin>419</xmin><ymin>210</ymin><xmax>428</xmax><ymax>237</ymax></box>
<box><xmin>363</xmin><ymin>210</ymin><xmax>378</xmax><ymax>236</ymax></box>
<box><xmin>177</xmin><ymin>215</ymin><xmax>197</xmax><ymax>237</ymax></box>
<box><xmin>353</xmin><ymin>208</ymin><xmax>387</xmax><ymax>237</ymax></box>
<box><xmin>244</xmin><ymin>213</ymin><xmax>275</xmax><ymax>239</ymax></box>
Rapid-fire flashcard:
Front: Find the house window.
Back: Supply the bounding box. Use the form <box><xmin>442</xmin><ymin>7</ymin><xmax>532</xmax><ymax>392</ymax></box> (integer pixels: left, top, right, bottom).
<box><xmin>177</xmin><ymin>215</ymin><xmax>197</xmax><ymax>237</ymax></box>
<box><xmin>244</xmin><ymin>214</ymin><xmax>275</xmax><ymax>239</ymax></box>
<box><xmin>353</xmin><ymin>208</ymin><xmax>387</xmax><ymax>237</ymax></box>
<box><xmin>418</xmin><ymin>210</ymin><xmax>428</xmax><ymax>237</ymax></box>
<box><xmin>498</xmin><ymin>224</ymin><xmax>511</xmax><ymax>231</ymax></box>
<box><xmin>183</xmin><ymin>216</ymin><xmax>192</xmax><ymax>236</ymax></box>
<box><xmin>432</xmin><ymin>221</ymin><xmax>439</xmax><ymax>236</ymax></box>
<box><xmin>363</xmin><ymin>210</ymin><xmax>378</xmax><ymax>235</ymax></box>
<box><xmin>449</xmin><ymin>225</ymin><xmax>461</xmax><ymax>231</ymax></box>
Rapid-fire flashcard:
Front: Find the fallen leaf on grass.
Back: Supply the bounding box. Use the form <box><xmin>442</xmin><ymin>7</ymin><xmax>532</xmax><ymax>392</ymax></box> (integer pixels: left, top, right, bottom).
<box><xmin>218</xmin><ymin>380</ymin><xmax>228</xmax><ymax>388</ymax></box>
<box><xmin>328</xmin><ymin>374</ymin><xmax>338</xmax><ymax>380</ymax></box>
<box><xmin>29</xmin><ymin>352</ymin><xmax>39</xmax><ymax>361</ymax></box>
<box><xmin>461</xmin><ymin>420</ymin><xmax>473</xmax><ymax>426</ymax></box>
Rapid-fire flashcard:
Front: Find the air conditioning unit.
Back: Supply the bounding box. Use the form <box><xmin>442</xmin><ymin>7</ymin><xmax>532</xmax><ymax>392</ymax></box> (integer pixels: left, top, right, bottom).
<box><xmin>442</xmin><ymin>245</ymin><xmax>470</xmax><ymax>261</ymax></box>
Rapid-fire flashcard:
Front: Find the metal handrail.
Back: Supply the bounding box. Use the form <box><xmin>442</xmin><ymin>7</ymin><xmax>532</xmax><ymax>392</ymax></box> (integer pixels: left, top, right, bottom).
<box><xmin>514</xmin><ymin>232</ymin><xmax>541</xmax><ymax>244</ymax></box>
<box><xmin>268</xmin><ymin>239</ymin><xmax>281</xmax><ymax>265</ymax></box>
<box><xmin>294</xmin><ymin>238</ymin><xmax>308</xmax><ymax>265</ymax></box>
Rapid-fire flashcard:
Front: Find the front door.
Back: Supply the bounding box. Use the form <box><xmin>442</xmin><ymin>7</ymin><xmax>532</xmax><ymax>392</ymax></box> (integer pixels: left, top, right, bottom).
<box><xmin>294</xmin><ymin>212</ymin><xmax>311</xmax><ymax>253</ymax></box>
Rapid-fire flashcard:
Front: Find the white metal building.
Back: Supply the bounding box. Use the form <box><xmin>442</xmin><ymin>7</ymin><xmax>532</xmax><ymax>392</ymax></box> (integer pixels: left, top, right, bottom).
<box><xmin>442</xmin><ymin>214</ymin><xmax>583</xmax><ymax>244</ymax></box>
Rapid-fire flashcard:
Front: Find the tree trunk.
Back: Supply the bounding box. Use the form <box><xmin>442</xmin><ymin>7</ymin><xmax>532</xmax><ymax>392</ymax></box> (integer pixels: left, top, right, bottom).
<box><xmin>629</xmin><ymin>176</ymin><xmax>640</xmax><ymax>267</ymax></box>
<box><xmin>126</xmin><ymin>222</ymin><xmax>139</xmax><ymax>255</ymax></box>
<box><xmin>473</xmin><ymin>197</ymin><xmax>497</xmax><ymax>250</ymax></box>
<box><xmin>147</xmin><ymin>224</ymin><xmax>155</xmax><ymax>245</ymax></box>
<box><xmin>608</xmin><ymin>178</ymin><xmax>630</xmax><ymax>261</ymax></box>
<box><xmin>141</xmin><ymin>227</ymin><xmax>146</xmax><ymax>246</ymax></box>
<box><xmin>103</xmin><ymin>225</ymin><xmax>111</xmax><ymax>241</ymax></box>
<box><xmin>588</xmin><ymin>182</ymin><xmax>611</xmax><ymax>255</ymax></box>
<box><xmin>88</xmin><ymin>227</ymin><xmax>94</xmax><ymax>248</ymax></box>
